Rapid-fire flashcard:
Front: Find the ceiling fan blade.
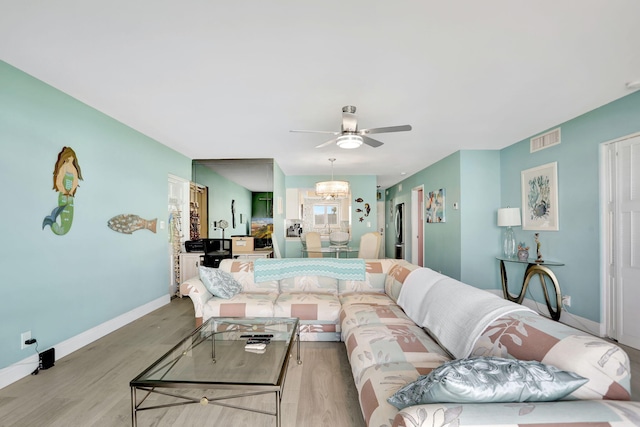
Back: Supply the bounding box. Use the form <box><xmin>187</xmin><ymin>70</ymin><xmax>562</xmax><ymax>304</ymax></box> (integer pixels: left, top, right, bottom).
<box><xmin>315</xmin><ymin>138</ymin><xmax>337</xmax><ymax>148</ymax></box>
<box><xmin>359</xmin><ymin>124</ymin><xmax>412</xmax><ymax>135</ymax></box>
<box><xmin>362</xmin><ymin>135</ymin><xmax>384</xmax><ymax>148</ymax></box>
<box><xmin>290</xmin><ymin>129</ymin><xmax>341</xmax><ymax>135</ymax></box>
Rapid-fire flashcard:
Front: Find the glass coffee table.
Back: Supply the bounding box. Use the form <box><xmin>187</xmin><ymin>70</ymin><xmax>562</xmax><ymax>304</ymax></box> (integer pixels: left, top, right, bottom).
<box><xmin>130</xmin><ymin>317</ymin><xmax>300</xmax><ymax>426</ymax></box>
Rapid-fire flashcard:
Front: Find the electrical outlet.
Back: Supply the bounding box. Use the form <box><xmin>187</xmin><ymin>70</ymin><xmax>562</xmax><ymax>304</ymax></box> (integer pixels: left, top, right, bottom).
<box><xmin>562</xmin><ymin>295</ymin><xmax>571</xmax><ymax>307</ymax></box>
<box><xmin>21</xmin><ymin>331</ymin><xmax>31</xmax><ymax>350</ymax></box>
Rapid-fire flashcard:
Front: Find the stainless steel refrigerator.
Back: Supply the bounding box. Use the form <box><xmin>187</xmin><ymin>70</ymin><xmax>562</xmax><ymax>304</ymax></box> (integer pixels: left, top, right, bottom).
<box><xmin>395</xmin><ymin>203</ymin><xmax>404</xmax><ymax>259</ymax></box>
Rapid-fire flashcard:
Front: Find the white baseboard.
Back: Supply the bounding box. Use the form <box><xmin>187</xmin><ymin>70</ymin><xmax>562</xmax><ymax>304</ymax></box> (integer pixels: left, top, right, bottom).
<box><xmin>485</xmin><ymin>289</ymin><xmax>601</xmax><ymax>336</ymax></box>
<box><xmin>0</xmin><ymin>295</ymin><xmax>169</xmax><ymax>390</ymax></box>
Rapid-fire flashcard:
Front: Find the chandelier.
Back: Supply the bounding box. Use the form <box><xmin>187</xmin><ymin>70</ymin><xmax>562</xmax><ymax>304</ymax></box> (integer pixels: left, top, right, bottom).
<box><xmin>315</xmin><ymin>158</ymin><xmax>350</xmax><ymax>199</ymax></box>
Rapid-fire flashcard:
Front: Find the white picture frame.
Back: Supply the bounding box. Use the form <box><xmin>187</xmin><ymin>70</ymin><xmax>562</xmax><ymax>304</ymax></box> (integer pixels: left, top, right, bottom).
<box><xmin>521</xmin><ymin>162</ymin><xmax>559</xmax><ymax>231</ymax></box>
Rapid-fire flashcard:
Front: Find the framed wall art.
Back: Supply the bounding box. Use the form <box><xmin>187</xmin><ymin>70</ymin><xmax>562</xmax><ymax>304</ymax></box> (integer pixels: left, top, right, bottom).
<box><xmin>425</xmin><ymin>188</ymin><xmax>446</xmax><ymax>223</ymax></box>
<box><xmin>521</xmin><ymin>162</ymin><xmax>559</xmax><ymax>231</ymax></box>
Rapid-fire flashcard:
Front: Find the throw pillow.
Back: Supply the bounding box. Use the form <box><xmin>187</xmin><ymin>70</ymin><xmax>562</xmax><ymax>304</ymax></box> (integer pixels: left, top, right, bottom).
<box><xmin>387</xmin><ymin>356</ymin><xmax>588</xmax><ymax>409</ymax></box>
<box><xmin>198</xmin><ymin>266</ymin><xmax>242</xmax><ymax>299</ymax></box>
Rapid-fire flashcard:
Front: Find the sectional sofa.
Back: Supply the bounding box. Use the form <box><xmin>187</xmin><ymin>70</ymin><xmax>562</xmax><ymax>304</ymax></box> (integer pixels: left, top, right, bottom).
<box><xmin>180</xmin><ymin>258</ymin><xmax>640</xmax><ymax>426</ymax></box>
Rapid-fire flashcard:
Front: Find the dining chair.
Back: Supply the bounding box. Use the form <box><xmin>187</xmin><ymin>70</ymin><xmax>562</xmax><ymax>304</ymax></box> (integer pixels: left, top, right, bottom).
<box><xmin>304</xmin><ymin>231</ymin><xmax>323</xmax><ymax>258</ymax></box>
<box><xmin>358</xmin><ymin>232</ymin><xmax>381</xmax><ymax>259</ymax></box>
<box><xmin>329</xmin><ymin>231</ymin><xmax>350</xmax><ymax>247</ymax></box>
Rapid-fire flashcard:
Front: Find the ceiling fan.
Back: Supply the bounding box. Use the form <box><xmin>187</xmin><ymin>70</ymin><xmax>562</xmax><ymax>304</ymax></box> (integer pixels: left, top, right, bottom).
<box><xmin>290</xmin><ymin>105</ymin><xmax>412</xmax><ymax>149</ymax></box>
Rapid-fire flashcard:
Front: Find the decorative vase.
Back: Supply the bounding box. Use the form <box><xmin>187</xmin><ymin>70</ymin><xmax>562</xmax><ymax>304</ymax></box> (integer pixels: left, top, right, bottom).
<box><xmin>517</xmin><ymin>249</ymin><xmax>529</xmax><ymax>261</ymax></box>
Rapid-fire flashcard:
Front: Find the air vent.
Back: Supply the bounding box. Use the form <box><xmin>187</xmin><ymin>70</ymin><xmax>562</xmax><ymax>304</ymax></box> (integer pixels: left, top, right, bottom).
<box><xmin>530</xmin><ymin>128</ymin><xmax>561</xmax><ymax>153</ymax></box>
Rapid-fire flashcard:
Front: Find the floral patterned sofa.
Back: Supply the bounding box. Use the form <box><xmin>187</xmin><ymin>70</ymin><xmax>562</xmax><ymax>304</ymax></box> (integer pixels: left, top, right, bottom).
<box><xmin>180</xmin><ymin>258</ymin><xmax>640</xmax><ymax>426</ymax></box>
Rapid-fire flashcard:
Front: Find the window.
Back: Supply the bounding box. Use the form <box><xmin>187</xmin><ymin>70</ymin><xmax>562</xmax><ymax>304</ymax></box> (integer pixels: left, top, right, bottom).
<box><xmin>313</xmin><ymin>203</ymin><xmax>339</xmax><ymax>227</ymax></box>
<box><xmin>290</xmin><ymin>188</ymin><xmax>350</xmax><ymax>237</ymax></box>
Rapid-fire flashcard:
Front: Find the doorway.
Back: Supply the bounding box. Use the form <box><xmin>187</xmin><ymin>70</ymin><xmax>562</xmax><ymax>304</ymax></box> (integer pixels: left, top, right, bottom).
<box><xmin>411</xmin><ymin>186</ymin><xmax>424</xmax><ymax>266</ymax></box>
<box><xmin>168</xmin><ymin>174</ymin><xmax>190</xmax><ymax>296</ymax></box>
<box><xmin>603</xmin><ymin>133</ymin><xmax>640</xmax><ymax>349</ymax></box>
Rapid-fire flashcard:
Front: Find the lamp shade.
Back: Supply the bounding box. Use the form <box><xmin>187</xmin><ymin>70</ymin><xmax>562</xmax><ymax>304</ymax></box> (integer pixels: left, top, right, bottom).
<box><xmin>497</xmin><ymin>208</ymin><xmax>521</xmax><ymax>227</ymax></box>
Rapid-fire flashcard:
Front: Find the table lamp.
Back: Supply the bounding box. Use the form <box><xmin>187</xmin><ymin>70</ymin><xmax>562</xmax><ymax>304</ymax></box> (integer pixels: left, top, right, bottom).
<box><xmin>497</xmin><ymin>207</ymin><xmax>521</xmax><ymax>258</ymax></box>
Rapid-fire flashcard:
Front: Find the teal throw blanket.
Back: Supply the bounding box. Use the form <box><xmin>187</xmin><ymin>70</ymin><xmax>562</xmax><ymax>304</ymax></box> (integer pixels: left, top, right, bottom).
<box><xmin>253</xmin><ymin>258</ymin><xmax>366</xmax><ymax>282</ymax></box>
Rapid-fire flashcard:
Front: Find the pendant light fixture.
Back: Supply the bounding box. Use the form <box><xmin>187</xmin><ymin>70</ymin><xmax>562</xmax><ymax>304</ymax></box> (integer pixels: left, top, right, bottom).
<box><xmin>315</xmin><ymin>158</ymin><xmax>349</xmax><ymax>199</ymax></box>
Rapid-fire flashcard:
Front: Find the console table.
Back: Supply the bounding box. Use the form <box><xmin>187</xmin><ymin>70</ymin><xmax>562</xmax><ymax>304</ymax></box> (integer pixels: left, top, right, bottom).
<box><xmin>497</xmin><ymin>257</ymin><xmax>564</xmax><ymax>321</ymax></box>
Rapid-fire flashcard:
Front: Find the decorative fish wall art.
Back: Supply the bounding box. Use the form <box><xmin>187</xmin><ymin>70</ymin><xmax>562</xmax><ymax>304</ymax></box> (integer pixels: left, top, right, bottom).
<box><xmin>108</xmin><ymin>214</ymin><xmax>157</xmax><ymax>234</ymax></box>
<box><xmin>354</xmin><ymin>197</ymin><xmax>371</xmax><ymax>222</ymax></box>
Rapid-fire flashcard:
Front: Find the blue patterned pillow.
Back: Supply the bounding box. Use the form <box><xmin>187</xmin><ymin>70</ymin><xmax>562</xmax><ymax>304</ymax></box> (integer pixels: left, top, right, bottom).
<box><xmin>198</xmin><ymin>266</ymin><xmax>242</xmax><ymax>299</ymax></box>
<box><xmin>388</xmin><ymin>356</ymin><xmax>588</xmax><ymax>409</ymax></box>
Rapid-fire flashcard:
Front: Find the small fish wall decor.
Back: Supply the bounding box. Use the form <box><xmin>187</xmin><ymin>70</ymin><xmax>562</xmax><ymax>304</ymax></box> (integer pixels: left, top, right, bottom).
<box><xmin>355</xmin><ymin>197</ymin><xmax>371</xmax><ymax>222</ymax></box>
<box><xmin>108</xmin><ymin>214</ymin><xmax>157</xmax><ymax>234</ymax></box>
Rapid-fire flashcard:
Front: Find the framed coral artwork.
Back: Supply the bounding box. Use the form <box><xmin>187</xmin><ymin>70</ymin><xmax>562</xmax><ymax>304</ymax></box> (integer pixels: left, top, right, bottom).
<box><xmin>425</xmin><ymin>188</ymin><xmax>446</xmax><ymax>223</ymax></box>
<box><xmin>521</xmin><ymin>162</ymin><xmax>559</xmax><ymax>231</ymax></box>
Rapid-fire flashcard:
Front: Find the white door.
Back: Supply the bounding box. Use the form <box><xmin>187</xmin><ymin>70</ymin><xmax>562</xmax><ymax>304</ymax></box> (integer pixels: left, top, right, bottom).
<box><xmin>411</xmin><ymin>186</ymin><xmax>424</xmax><ymax>266</ymax></box>
<box><xmin>607</xmin><ymin>134</ymin><xmax>640</xmax><ymax>349</ymax></box>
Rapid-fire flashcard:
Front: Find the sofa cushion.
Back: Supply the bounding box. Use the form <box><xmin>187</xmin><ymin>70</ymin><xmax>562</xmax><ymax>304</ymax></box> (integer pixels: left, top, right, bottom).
<box><xmin>218</xmin><ymin>259</ymin><xmax>279</xmax><ymax>293</ymax></box>
<box><xmin>274</xmin><ymin>292</ymin><xmax>341</xmax><ymax>322</ymax></box>
<box><xmin>202</xmin><ymin>293</ymin><xmax>277</xmax><ymax>319</ymax></box>
<box><xmin>345</xmin><ymin>324</ymin><xmax>450</xmax><ymax>384</ymax></box>
<box><xmin>340</xmin><ymin>303</ymin><xmax>415</xmax><ymax>341</ymax></box>
<box><xmin>387</xmin><ymin>356</ymin><xmax>587</xmax><ymax>409</ymax></box>
<box><xmin>355</xmin><ymin>361</ymin><xmax>443</xmax><ymax>427</ymax></box>
<box><xmin>339</xmin><ymin>293</ymin><xmax>397</xmax><ymax>307</ymax></box>
<box><xmin>339</xmin><ymin>261</ymin><xmax>387</xmax><ymax>294</ymax></box>
<box><xmin>274</xmin><ymin>292</ymin><xmax>342</xmax><ymax>342</ymax></box>
<box><xmin>384</xmin><ymin>261</ymin><xmax>419</xmax><ymax>302</ymax></box>
<box><xmin>279</xmin><ymin>275</ymin><xmax>338</xmax><ymax>294</ymax></box>
<box><xmin>198</xmin><ymin>266</ymin><xmax>242</xmax><ymax>299</ymax></box>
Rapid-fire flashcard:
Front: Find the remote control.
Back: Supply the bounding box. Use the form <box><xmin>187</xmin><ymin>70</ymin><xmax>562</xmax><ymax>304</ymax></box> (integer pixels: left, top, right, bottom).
<box><xmin>247</xmin><ymin>338</ymin><xmax>270</xmax><ymax>344</ymax></box>
<box><xmin>240</xmin><ymin>334</ymin><xmax>273</xmax><ymax>338</ymax></box>
<box><xmin>245</xmin><ymin>343</ymin><xmax>267</xmax><ymax>351</ymax></box>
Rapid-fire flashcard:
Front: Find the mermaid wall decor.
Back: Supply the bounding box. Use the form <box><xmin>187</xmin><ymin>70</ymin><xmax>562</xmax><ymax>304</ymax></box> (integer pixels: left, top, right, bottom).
<box><xmin>42</xmin><ymin>147</ymin><xmax>83</xmax><ymax>235</ymax></box>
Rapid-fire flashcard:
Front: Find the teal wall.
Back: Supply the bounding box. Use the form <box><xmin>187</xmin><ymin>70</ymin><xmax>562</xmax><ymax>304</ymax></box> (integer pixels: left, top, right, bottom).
<box><xmin>460</xmin><ymin>150</ymin><xmax>501</xmax><ymax>289</ymax></box>
<box><xmin>284</xmin><ymin>174</ymin><xmax>377</xmax><ymax>258</ymax></box>
<box><xmin>192</xmin><ymin>164</ymin><xmax>253</xmax><ymax>238</ymax></box>
<box><xmin>0</xmin><ymin>61</ymin><xmax>192</xmax><ymax>369</ymax></box>
<box><xmin>500</xmin><ymin>90</ymin><xmax>640</xmax><ymax>322</ymax></box>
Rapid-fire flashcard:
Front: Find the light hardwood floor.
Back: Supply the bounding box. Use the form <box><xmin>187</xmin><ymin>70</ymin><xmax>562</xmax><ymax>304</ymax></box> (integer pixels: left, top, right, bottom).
<box><xmin>1</xmin><ymin>298</ymin><xmax>639</xmax><ymax>427</ymax></box>
<box><xmin>0</xmin><ymin>298</ymin><xmax>365</xmax><ymax>427</ymax></box>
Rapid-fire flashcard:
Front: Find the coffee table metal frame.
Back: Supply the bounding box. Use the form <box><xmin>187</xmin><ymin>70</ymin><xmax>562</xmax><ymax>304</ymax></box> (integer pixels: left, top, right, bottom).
<box><xmin>130</xmin><ymin>317</ymin><xmax>300</xmax><ymax>427</ymax></box>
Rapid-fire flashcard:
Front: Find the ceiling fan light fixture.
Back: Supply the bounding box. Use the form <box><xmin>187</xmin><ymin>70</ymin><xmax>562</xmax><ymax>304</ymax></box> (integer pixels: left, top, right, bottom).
<box><xmin>336</xmin><ymin>135</ymin><xmax>363</xmax><ymax>149</ymax></box>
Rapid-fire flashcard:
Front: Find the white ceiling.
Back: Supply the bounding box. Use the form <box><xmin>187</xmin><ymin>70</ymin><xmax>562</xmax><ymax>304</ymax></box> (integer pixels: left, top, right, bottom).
<box><xmin>2</xmin><ymin>1</ymin><xmax>639</xmax><ymax>189</ymax></box>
